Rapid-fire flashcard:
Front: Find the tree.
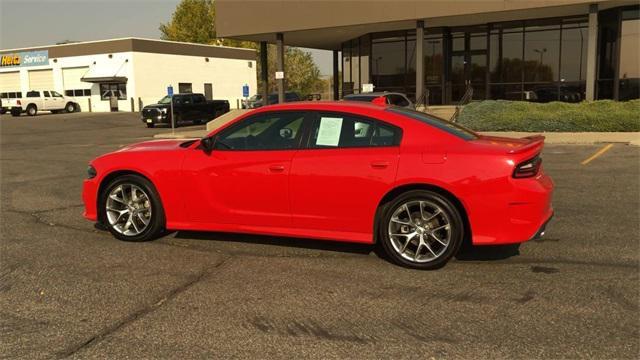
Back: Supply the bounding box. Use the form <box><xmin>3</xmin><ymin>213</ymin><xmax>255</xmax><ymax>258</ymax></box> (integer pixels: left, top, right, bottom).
<box><xmin>160</xmin><ymin>0</ymin><xmax>324</xmax><ymax>97</ymax></box>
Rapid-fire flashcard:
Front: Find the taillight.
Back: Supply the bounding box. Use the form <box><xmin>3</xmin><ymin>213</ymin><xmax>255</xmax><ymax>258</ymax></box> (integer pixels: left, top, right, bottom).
<box><xmin>513</xmin><ymin>156</ymin><xmax>542</xmax><ymax>178</ymax></box>
<box><xmin>16</xmin><ymin>100</ymin><xmax>21</xmax><ymax>105</ymax></box>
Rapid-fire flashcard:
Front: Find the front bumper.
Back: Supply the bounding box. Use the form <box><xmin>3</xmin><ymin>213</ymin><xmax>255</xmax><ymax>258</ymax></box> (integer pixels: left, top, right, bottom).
<box><xmin>82</xmin><ymin>178</ymin><xmax>98</xmax><ymax>221</ymax></box>
<box><xmin>141</xmin><ymin>113</ymin><xmax>170</xmax><ymax>125</ymax></box>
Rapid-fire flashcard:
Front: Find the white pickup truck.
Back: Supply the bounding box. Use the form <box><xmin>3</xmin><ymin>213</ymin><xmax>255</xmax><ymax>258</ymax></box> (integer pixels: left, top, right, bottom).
<box><xmin>1</xmin><ymin>90</ymin><xmax>80</xmax><ymax>116</ymax></box>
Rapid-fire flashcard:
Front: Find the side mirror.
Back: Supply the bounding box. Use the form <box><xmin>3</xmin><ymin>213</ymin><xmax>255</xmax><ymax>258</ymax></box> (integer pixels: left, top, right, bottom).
<box><xmin>200</xmin><ymin>137</ymin><xmax>215</xmax><ymax>153</ymax></box>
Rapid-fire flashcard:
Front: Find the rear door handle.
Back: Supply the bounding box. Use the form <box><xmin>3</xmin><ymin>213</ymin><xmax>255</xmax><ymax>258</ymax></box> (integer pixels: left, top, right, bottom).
<box><xmin>269</xmin><ymin>164</ymin><xmax>286</xmax><ymax>172</ymax></box>
<box><xmin>370</xmin><ymin>161</ymin><xmax>390</xmax><ymax>169</ymax></box>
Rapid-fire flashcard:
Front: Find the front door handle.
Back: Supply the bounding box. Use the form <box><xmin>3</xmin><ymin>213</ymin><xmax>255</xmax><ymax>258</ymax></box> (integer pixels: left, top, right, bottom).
<box><xmin>370</xmin><ymin>161</ymin><xmax>390</xmax><ymax>169</ymax></box>
<box><xmin>269</xmin><ymin>164</ymin><xmax>286</xmax><ymax>172</ymax></box>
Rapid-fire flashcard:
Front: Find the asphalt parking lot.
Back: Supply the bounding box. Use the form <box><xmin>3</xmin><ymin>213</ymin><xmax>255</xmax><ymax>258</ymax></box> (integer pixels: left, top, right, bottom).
<box><xmin>1</xmin><ymin>111</ymin><xmax>638</xmax><ymax>359</ymax></box>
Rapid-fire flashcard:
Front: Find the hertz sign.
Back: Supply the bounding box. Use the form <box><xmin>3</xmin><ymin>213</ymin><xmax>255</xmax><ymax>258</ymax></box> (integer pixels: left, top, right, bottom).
<box><xmin>0</xmin><ymin>50</ymin><xmax>49</xmax><ymax>68</ymax></box>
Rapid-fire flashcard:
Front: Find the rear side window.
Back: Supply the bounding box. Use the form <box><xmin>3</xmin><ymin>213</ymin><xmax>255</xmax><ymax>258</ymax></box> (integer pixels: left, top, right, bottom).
<box><xmin>388</xmin><ymin>107</ymin><xmax>478</xmax><ymax>140</ymax></box>
<box><xmin>27</xmin><ymin>91</ymin><xmax>40</xmax><ymax>97</ymax></box>
<box><xmin>309</xmin><ymin>112</ymin><xmax>401</xmax><ymax>148</ymax></box>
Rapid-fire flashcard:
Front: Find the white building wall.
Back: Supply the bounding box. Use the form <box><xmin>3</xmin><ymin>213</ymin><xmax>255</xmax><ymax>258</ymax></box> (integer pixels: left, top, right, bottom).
<box><xmin>0</xmin><ymin>48</ymin><xmax>256</xmax><ymax>113</ymax></box>
<box><xmin>131</xmin><ymin>51</ymin><xmax>256</xmax><ymax>110</ymax></box>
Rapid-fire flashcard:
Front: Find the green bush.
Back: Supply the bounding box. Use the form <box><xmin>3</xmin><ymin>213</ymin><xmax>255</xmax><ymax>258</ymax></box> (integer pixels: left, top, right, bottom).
<box><xmin>457</xmin><ymin>100</ymin><xmax>640</xmax><ymax>132</ymax></box>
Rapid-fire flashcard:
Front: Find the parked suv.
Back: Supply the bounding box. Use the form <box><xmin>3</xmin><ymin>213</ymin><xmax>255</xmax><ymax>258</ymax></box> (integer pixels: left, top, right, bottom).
<box><xmin>2</xmin><ymin>90</ymin><xmax>80</xmax><ymax>116</ymax></box>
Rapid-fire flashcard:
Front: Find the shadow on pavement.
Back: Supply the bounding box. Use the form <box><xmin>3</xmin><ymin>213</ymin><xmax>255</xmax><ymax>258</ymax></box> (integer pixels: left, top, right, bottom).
<box><xmin>173</xmin><ymin>231</ymin><xmax>375</xmax><ymax>256</ymax></box>
<box><xmin>174</xmin><ymin>231</ymin><xmax>522</xmax><ymax>262</ymax></box>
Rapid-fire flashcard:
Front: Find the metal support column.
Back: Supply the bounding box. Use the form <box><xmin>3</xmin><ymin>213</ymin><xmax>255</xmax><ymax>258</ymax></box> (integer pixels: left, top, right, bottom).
<box><xmin>276</xmin><ymin>33</ymin><xmax>285</xmax><ymax>104</ymax></box>
<box><xmin>415</xmin><ymin>20</ymin><xmax>425</xmax><ymax>108</ymax></box>
<box><xmin>260</xmin><ymin>41</ymin><xmax>269</xmax><ymax>104</ymax></box>
<box><xmin>333</xmin><ymin>50</ymin><xmax>340</xmax><ymax>100</ymax></box>
<box><xmin>585</xmin><ymin>3</ymin><xmax>598</xmax><ymax>101</ymax></box>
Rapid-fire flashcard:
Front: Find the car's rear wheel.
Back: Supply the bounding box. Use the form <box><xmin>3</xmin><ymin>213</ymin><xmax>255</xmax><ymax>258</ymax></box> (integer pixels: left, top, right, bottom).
<box><xmin>65</xmin><ymin>102</ymin><xmax>76</xmax><ymax>113</ymax></box>
<box><xmin>26</xmin><ymin>105</ymin><xmax>37</xmax><ymax>116</ymax></box>
<box><xmin>146</xmin><ymin>123</ymin><xmax>154</xmax><ymax>128</ymax></box>
<box><xmin>100</xmin><ymin>174</ymin><xmax>165</xmax><ymax>242</ymax></box>
<box><xmin>380</xmin><ymin>190</ymin><xmax>463</xmax><ymax>270</ymax></box>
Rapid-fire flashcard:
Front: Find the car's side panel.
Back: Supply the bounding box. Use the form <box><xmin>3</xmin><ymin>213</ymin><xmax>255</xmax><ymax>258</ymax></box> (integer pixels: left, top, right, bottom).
<box><xmin>181</xmin><ymin>148</ymin><xmax>296</xmax><ymax>227</ymax></box>
<box><xmin>289</xmin><ymin>147</ymin><xmax>399</xmax><ymax>240</ymax></box>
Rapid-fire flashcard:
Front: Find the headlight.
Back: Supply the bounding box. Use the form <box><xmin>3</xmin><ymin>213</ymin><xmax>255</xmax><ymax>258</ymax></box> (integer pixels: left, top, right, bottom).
<box><xmin>87</xmin><ymin>165</ymin><xmax>97</xmax><ymax>179</ymax></box>
<box><xmin>160</xmin><ymin>108</ymin><xmax>167</xmax><ymax>113</ymax></box>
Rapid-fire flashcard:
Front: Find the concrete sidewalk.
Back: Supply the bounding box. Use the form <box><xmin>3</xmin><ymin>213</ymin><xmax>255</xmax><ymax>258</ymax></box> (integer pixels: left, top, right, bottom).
<box><xmin>154</xmin><ymin>129</ymin><xmax>640</xmax><ymax>145</ymax></box>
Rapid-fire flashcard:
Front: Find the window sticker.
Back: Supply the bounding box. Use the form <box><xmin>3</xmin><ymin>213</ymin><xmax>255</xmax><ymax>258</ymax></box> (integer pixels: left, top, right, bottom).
<box><xmin>316</xmin><ymin>117</ymin><xmax>343</xmax><ymax>146</ymax></box>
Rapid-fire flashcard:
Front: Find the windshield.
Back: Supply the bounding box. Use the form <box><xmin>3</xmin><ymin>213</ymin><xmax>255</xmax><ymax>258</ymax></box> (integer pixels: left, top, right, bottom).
<box><xmin>388</xmin><ymin>107</ymin><xmax>478</xmax><ymax>140</ymax></box>
<box><xmin>157</xmin><ymin>95</ymin><xmax>172</xmax><ymax>104</ymax></box>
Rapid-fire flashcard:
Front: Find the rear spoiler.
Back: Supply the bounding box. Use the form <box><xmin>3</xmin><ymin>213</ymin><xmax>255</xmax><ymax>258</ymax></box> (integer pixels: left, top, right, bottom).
<box><xmin>507</xmin><ymin>135</ymin><xmax>545</xmax><ymax>154</ymax></box>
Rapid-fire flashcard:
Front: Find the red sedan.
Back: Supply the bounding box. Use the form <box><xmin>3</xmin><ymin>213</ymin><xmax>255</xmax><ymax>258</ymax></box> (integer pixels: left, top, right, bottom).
<box><xmin>82</xmin><ymin>101</ymin><xmax>553</xmax><ymax>269</ymax></box>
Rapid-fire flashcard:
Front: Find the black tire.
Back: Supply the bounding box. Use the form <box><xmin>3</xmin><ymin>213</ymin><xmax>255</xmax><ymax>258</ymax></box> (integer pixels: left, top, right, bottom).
<box><xmin>26</xmin><ymin>104</ymin><xmax>37</xmax><ymax>116</ymax></box>
<box><xmin>99</xmin><ymin>174</ymin><xmax>165</xmax><ymax>242</ymax></box>
<box><xmin>65</xmin><ymin>102</ymin><xmax>75</xmax><ymax>113</ymax></box>
<box><xmin>11</xmin><ymin>109</ymin><xmax>20</xmax><ymax>117</ymax></box>
<box><xmin>146</xmin><ymin>123</ymin><xmax>155</xmax><ymax>128</ymax></box>
<box><xmin>0</xmin><ymin>108</ymin><xmax>6</xmax><ymax>115</ymax></box>
<box><xmin>379</xmin><ymin>190</ymin><xmax>464</xmax><ymax>270</ymax></box>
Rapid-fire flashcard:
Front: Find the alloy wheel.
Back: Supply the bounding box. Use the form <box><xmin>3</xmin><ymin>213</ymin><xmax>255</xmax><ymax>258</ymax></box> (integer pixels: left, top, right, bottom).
<box><xmin>387</xmin><ymin>200</ymin><xmax>451</xmax><ymax>263</ymax></box>
<box><xmin>105</xmin><ymin>183</ymin><xmax>152</xmax><ymax>236</ymax></box>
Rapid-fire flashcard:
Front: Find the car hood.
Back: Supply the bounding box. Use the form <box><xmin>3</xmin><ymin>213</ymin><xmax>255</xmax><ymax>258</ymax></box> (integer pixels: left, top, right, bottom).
<box><xmin>115</xmin><ymin>139</ymin><xmax>194</xmax><ymax>153</ymax></box>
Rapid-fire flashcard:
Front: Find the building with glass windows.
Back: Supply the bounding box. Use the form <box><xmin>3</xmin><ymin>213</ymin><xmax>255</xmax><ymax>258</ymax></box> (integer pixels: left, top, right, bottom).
<box><xmin>0</xmin><ymin>38</ymin><xmax>256</xmax><ymax>112</ymax></box>
<box><xmin>216</xmin><ymin>0</ymin><xmax>639</xmax><ymax>105</ymax></box>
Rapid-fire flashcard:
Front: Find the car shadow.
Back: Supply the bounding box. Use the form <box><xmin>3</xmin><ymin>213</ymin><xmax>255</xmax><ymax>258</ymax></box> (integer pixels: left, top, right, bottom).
<box><xmin>173</xmin><ymin>231</ymin><xmax>375</xmax><ymax>256</ymax></box>
<box><xmin>172</xmin><ymin>231</ymin><xmax>522</xmax><ymax>262</ymax></box>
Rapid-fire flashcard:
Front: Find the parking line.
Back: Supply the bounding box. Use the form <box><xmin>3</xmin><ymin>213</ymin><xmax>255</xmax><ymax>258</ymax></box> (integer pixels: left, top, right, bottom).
<box><xmin>581</xmin><ymin>144</ymin><xmax>614</xmax><ymax>165</ymax></box>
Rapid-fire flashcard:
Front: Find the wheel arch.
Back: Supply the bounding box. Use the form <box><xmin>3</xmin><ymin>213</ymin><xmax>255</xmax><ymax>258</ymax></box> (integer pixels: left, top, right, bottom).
<box><xmin>96</xmin><ymin>169</ymin><xmax>165</xmax><ymax>225</ymax></box>
<box><xmin>374</xmin><ymin>183</ymin><xmax>472</xmax><ymax>247</ymax></box>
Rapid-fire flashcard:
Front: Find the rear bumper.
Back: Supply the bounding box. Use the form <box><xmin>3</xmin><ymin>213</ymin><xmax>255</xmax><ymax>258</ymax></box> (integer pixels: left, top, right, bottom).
<box><xmin>471</xmin><ymin>171</ymin><xmax>554</xmax><ymax>245</ymax></box>
<box><xmin>529</xmin><ymin>212</ymin><xmax>554</xmax><ymax>241</ymax></box>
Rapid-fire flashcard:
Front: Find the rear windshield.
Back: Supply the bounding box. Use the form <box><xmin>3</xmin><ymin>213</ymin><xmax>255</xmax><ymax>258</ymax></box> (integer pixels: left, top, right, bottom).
<box><xmin>388</xmin><ymin>107</ymin><xmax>478</xmax><ymax>140</ymax></box>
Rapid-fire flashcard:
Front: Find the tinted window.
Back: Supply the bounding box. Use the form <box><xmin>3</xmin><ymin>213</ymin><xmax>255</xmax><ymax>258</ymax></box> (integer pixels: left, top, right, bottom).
<box><xmin>389</xmin><ymin>94</ymin><xmax>410</xmax><ymax>107</ymax></box>
<box><xmin>27</xmin><ymin>91</ymin><xmax>40</xmax><ymax>97</ymax></box>
<box><xmin>43</xmin><ymin>91</ymin><xmax>51</xmax><ymax>97</ymax></box>
<box><xmin>193</xmin><ymin>94</ymin><xmax>205</xmax><ymax>104</ymax></box>
<box><xmin>215</xmin><ymin>112</ymin><xmax>305</xmax><ymax>150</ymax></box>
<box><xmin>343</xmin><ymin>95</ymin><xmax>376</xmax><ymax>102</ymax></box>
<box><xmin>309</xmin><ymin>112</ymin><xmax>401</xmax><ymax>148</ymax></box>
<box><xmin>388</xmin><ymin>107</ymin><xmax>478</xmax><ymax>140</ymax></box>
<box><xmin>51</xmin><ymin>91</ymin><xmax>62</xmax><ymax>97</ymax></box>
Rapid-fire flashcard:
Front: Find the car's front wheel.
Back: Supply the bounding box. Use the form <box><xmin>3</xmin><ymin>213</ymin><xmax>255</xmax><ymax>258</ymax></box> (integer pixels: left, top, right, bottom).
<box><xmin>100</xmin><ymin>174</ymin><xmax>165</xmax><ymax>242</ymax></box>
<box><xmin>379</xmin><ymin>190</ymin><xmax>464</xmax><ymax>270</ymax></box>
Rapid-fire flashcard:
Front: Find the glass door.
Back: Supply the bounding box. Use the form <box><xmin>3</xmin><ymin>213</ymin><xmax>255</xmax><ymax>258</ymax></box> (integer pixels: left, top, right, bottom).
<box><xmin>447</xmin><ymin>30</ymin><xmax>488</xmax><ymax>103</ymax></box>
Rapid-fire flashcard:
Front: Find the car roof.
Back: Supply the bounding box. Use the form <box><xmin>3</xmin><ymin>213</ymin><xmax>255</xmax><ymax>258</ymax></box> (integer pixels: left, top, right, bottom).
<box><xmin>252</xmin><ymin>100</ymin><xmax>388</xmax><ymax>113</ymax></box>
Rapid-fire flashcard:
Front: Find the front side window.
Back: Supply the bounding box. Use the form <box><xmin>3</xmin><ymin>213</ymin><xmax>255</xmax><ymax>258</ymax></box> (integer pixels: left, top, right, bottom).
<box><xmin>43</xmin><ymin>91</ymin><xmax>51</xmax><ymax>97</ymax></box>
<box><xmin>51</xmin><ymin>91</ymin><xmax>62</xmax><ymax>97</ymax></box>
<box><xmin>309</xmin><ymin>112</ymin><xmax>402</xmax><ymax>148</ymax></box>
<box><xmin>215</xmin><ymin>111</ymin><xmax>305</xmax><ymax>151</ymax></box>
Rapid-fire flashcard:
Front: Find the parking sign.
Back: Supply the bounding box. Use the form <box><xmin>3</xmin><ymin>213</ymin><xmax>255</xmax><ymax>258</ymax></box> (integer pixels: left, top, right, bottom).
<box><xmin>167</xmin><ymin>85</ymin><xmax>173</xmax><ymax>97</ymax></box>
<box><xmin>242</xmin><ymin>84</ymin><xmax>249</xmax><ymax>98</ymax></box>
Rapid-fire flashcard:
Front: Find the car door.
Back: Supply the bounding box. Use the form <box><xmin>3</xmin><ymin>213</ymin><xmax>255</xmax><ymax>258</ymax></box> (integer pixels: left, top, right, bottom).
<box><xmin>50</xmin><ymin>91</ymin><xmax>65</xmax><ymax>109</ymax></box>
<box><xmin>289</xmin><ymin>111</ymin><xmax>402</xmax><ymax>239</ymax></box>
<box><xmin>41</xmin><ymin>91</ymin><xmax>53</xmax><ymax>110</ymax></box>
<box><xmin>181</xmin><ymin>111</ymin><xmax>308</xmax><ymax>227</ymax></box>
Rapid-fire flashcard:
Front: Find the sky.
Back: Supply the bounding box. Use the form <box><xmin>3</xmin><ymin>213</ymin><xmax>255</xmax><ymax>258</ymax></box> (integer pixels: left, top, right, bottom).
<box><xmin>0</xmin><ymin>0</ymin><xmax>333</xmax><ymax>75</ymax></box>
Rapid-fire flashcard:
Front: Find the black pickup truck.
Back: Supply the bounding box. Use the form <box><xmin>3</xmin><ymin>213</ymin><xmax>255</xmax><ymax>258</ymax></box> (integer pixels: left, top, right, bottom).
<box><xmin>141</xmin><ymin>93</ymin><xmax>230</xmax><ymax>128</ymax></box>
